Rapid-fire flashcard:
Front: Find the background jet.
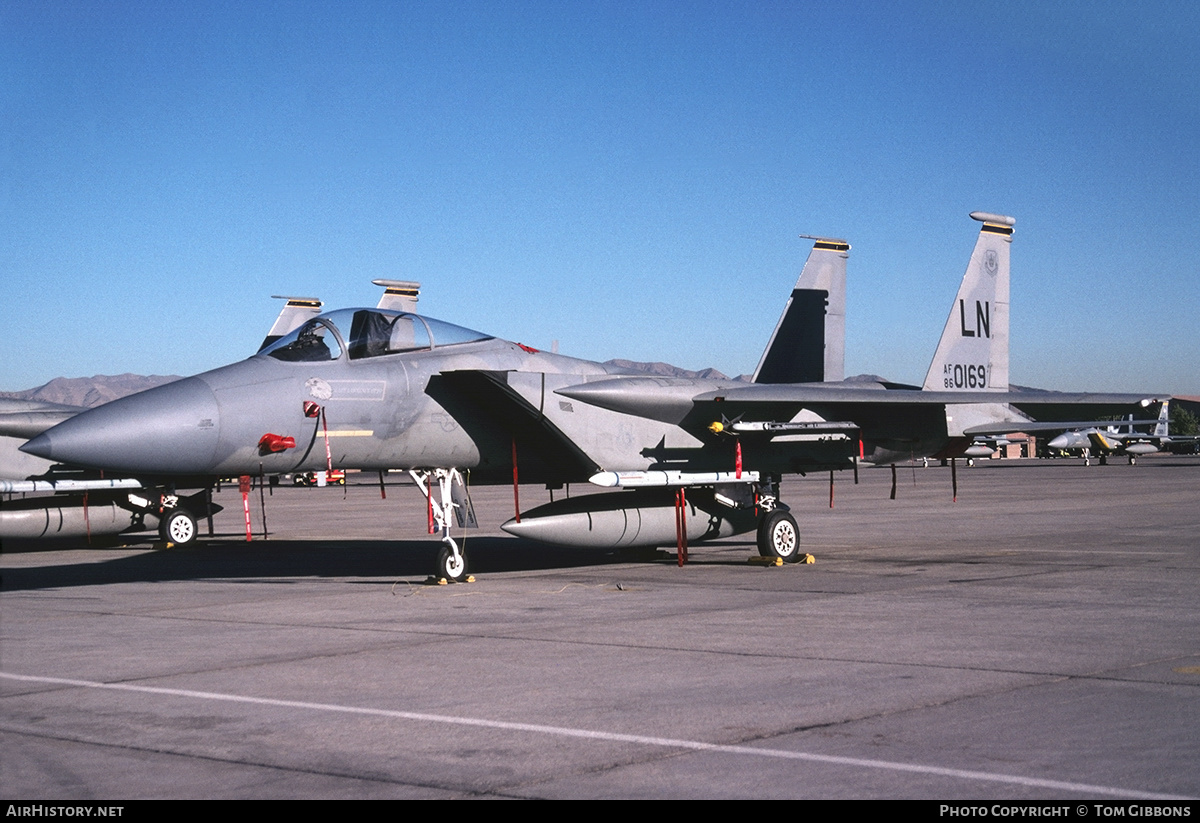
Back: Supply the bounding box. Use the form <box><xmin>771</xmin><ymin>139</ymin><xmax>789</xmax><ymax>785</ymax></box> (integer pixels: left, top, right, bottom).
<box><xmin>1044</xmin><ymin>400</ymin><xmax>1197</xmax><ymax>464</ymax></box>
<box><xmin>0</xmin><ymin>398</ymin><xmax>87</xmax><ymax>482</ymax></box>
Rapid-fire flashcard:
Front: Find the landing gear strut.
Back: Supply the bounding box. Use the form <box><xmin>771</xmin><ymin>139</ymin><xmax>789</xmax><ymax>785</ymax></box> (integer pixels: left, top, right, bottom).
<box><xmin>410</xmin><ymin>468</ymin><xmax>476</xmax><ymax>583</ymax></box>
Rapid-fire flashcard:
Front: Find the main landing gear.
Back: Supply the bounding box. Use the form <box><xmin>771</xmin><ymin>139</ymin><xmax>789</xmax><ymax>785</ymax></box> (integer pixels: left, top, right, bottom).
<box><xmin>756</xmin><ymin>508</ymin><xmax>801</xmax><ymax>562</ymax></box>
<box><xmin>410</xmin><ymin>468</ymin><xmax>477</xmax><ymax>583</ymax></box>
<box><xmin>153</xmin><ymin>491</ymin><xmax>212</xmax><ymax>546</ymax></box>
<box><xmin>749</xmin><ymin>480</ymin><xmax>802</xmax><ymax>563</ymax></box>
<box><xmin>159</xmin><ymin>506</ymin><xmax>197</xmax><ymax>545</ymax></box>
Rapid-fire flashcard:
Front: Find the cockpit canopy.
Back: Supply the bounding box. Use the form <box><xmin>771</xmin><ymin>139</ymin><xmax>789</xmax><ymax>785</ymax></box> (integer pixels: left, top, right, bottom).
<box><xmin>260</xmin><ymin>308</ymin><xmax>494</xmax><ymax>363</ymax></box>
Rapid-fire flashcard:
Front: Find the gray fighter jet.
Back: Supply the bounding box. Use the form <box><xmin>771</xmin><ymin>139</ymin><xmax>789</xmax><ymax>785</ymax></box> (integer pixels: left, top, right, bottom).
<box><xmin>20</xmin><ymin>214</ymin><xmax>1157</xmax><ymax>579</ymax></box>
<box><xmin>1043</xmin><ymin>400</ymin><xmax>1196</xmax><ymax>464</ymax></box>
<box><xmin>0</xmin><ymin>281</ymin><xmax>419</xmax><ymax>542</ymax></box>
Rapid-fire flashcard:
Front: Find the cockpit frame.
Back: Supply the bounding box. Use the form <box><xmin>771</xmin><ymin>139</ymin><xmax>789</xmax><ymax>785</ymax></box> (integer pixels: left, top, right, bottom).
<box><xmin>260</xmin><ymin>308</ymin><xmax>493</xmax><ymax>363</ymax></box>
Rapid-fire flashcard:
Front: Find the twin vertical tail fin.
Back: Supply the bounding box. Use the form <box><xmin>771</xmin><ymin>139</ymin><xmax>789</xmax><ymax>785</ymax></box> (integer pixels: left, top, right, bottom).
<box><xmin>259</xmin><ymin>296</ymin><xmax>324</xmax><ymax>351</ymax></box>
<box><xmin>922</xmin><ymin>212</ymin><xmax>1014</xmax><ymax>392</ymax></box>
<box><xmin>1154</xmin><ymin>400</ymin><xmax>1171</xmax><ymax>438</ymax></box>
<box><xmin>374</xmin><ymin>279</ymin><xmax>421</xmax><ymax>312</ymax></box>
<box><xmin>753</xmin><ymin>237</ymin><xmax>849</xmax><ymax>384</ymax></box>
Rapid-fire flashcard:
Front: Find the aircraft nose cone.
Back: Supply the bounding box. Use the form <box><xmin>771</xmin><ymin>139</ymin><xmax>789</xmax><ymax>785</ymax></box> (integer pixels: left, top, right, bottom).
<box><xmin>1047</xmin><ymin>434</ymin><xmax>1070</xmax><ymax>449</ymax></box>
<box><xmin>20</xmin><ymin>377</ymin><xmax>221</xmax><ymax>475</ymax></box>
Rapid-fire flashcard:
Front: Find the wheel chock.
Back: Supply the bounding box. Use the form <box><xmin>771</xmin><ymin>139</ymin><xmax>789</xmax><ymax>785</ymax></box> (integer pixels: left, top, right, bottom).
<box><xmin>427</xmin><ymin>574</ymin><xmax>477</xmax><ymax>585</ymax></box>
<box><xmin>748</xmin><ymin>556</ymin><xmax>783</xmax><ymax>566</ymax></box>
<box><xmin>747</xmin><ymin>554</ymin><xmax>816</xmax><ymax>566</ymax></box>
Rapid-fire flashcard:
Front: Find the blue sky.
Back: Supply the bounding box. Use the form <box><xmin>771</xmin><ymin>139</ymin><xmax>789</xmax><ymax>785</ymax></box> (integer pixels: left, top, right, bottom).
<box><xmin>4</xmin><ymin>0</ymin><xmax>1198</xmax><ymax>393</ymax></box>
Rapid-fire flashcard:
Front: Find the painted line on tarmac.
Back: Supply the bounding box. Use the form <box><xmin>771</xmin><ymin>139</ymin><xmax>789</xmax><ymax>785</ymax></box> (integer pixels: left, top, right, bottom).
<box><xmin>3</xmin><ymin>671</ymin><xmax>1189</xmax><ymax>800</ymax></box>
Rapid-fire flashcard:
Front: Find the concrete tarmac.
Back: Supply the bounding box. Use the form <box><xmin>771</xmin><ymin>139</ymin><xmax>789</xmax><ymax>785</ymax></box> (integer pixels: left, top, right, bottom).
<box><xmin>2</xmin><ymin>457</ymin><xmax>1197</xmax><ymax>799</ymax></box>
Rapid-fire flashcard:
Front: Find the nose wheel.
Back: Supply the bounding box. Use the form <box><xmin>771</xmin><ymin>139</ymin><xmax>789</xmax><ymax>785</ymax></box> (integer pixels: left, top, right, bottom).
<box><xmin>436</xmin><ymin>540</ymin><xmax>468</xmax><ymax>583</ymax></box>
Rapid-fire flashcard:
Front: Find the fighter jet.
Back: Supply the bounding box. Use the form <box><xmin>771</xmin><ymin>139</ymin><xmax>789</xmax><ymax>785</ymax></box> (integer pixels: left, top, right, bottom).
<box><xmin>0</xmin><ymin>280</ymin><xmax>419</xmax><ymax>542</ymax></box>
<box><xmin>1043</xmin><ymin>401</ymin><xmax>1195</xmax><ymax>464</ymax></box>
<box><xmin>20</xmin><ymin>214</ymin><xmax>1157</xmax><ymax>579</ymax></box>
<box><xmin>8</xmin><ymin>241</ymin><xmax>845</xmax><ymax>552</ymax></box>
<box><xmin>0</xmin><ymin>399</ymin><xmax>88</xmax><ymax>484</ymax></box>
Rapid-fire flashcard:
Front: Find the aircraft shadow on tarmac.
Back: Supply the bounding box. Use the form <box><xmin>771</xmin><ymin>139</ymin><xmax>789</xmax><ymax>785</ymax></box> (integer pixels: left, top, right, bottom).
<box><xmin>0</xmin><ymin>535</ymin><xmax>727</xmax><ymax>593</ymax></box>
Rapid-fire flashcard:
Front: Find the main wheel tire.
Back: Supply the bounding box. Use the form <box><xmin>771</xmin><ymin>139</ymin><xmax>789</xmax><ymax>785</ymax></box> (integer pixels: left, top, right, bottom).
<box><xmin>436</xmin><ymin>544</ymin><xmax>467</xmax><ymax>582</ymax></box>
<box><xmin>757</xmin><ymin>510</ymin><xmax>800</xmax><ymax>563</ymax></box>
<box><xmin>159</xmin><ymin>508</ymin><xmax>197</xmax><ymax>545</ymax></box>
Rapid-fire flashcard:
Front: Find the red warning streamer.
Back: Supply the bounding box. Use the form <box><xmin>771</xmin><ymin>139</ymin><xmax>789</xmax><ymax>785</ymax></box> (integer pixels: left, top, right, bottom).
<box><xmin>321</xmin><ymin>408</ymin><xmax>332</xmax><ymax>473</ymax></box>
<box><xmin>511</xmin><ymin>438</ymin><xmax>521</xmax><ymax>524</ymax></box>
<box><xmin>675</xmin><ymin>487</ymin><xmax>688</xmax><ymax>566</ymax></box>
<box><xmin>239</xmin><ymin>474</ymin><xmax>253</xmax><ymax>542</ymax></box>
<box><xmin>427</xmin><ymin>476</ymin><xmax>435</xmax><ymax>535</ymax></box>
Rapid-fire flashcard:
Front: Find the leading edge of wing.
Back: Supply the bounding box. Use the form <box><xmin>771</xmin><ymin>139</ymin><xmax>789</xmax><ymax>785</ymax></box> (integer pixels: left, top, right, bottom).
<box><xmin>961</xmin><ymin>419</ymin><xmax>1164</xmax><ymax>436</ymax></box>
<box><xmin>429</xmin><ymin>369</ymin><xmax>601</xmax><ymax>479</ymax></box>
<box><xmin>556</xmin><ymin>377</ymin><xmax>1160</xmax><ymax>425</ymax></box>
<box><xmin>703</xmin><ymin>386</ymin><xmax>1160</xmax><ymax>407</ymax></box>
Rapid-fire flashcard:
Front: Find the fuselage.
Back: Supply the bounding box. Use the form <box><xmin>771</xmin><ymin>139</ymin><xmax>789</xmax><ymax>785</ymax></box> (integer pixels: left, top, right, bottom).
<box><xmin>22</xmin><ymin>309</ymin><xmax>710</xmax><ymax>484</ymax></box>
<box><xmin>23</xmin><ymin>307</ymin><xmax>1002</xmax><ymax>484</ymax></box>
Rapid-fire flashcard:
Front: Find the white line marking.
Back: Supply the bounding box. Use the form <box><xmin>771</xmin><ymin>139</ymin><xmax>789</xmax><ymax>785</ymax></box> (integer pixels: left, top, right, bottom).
<box><xmin>2</xmin><ymin>671</ymin><xmax>1190</xmax><ymax>799</ymax></box>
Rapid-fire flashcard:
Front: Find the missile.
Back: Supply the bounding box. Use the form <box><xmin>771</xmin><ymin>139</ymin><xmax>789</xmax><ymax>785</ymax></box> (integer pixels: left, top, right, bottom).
<box><xmin>501</xmin><ymin>487</ymin><xmax>759</xmax><ymax>549</ymax></box>
<box><xmin>589</xmin><ymin>470</ymin><xmax>759</xmax><ymax>488</ymax></box>
<box><xmin>0</xmin><ymin>477</ymin><xmax>145</xmax><ymax>494</ymax></box>
<box><xmin>726</xmin><ymin>420</ymin><xmax>857</xmax><ymax>435</ymax></box>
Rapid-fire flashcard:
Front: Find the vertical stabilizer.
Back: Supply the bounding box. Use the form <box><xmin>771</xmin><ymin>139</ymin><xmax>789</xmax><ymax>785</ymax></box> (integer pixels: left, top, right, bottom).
<box><xmin>374</xmin><ymin>279</ymin><xmax>421</xmax><ymax>312</ymax></box>
<box><xmin>1154</xmin><ymin>400</ymin><xmax>1170</xmax><ymax>438</ymax></box>
<box><xmin>922</xmin><ymin>212</ymin><xmax>1014</xmax><ymax>392</ymax></box>
<box><xmin>259</xmin><ymin>296</ymin><xmax>324</xmax><ymax>351</ymax></box>
<box><xmin>753</xmin><ymin>237</ymin><xmax>848</xmax><ymax>384</ymax></box>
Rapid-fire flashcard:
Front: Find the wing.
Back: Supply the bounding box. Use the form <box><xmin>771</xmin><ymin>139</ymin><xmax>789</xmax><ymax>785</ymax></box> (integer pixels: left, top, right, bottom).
<box><xmin>428</xmin><ymin>370</ymin><xmax>601</xmax><ymax>483</ymax></box>
<box><xmin>557</xmin><ymin>377</ymin><xmax>1158</xmax><ymax>429</ymax></box>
